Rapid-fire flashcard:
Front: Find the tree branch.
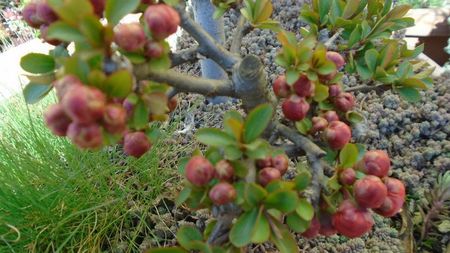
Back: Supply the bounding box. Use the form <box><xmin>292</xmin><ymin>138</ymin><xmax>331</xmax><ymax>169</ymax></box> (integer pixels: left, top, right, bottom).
<box><xmin>345</xmin><ymin>83</ymin><xmax>390</xmax><ymax>93</ymax></box>
<box><xmin>175</xmin><ymin>4</ymin><xmax>239</xmax><ymax>72</ymax></box>
<box><xmin>276</xmin><ymin>124</ymin><xmax>326</xmax><ymax>158</ymax></box>
<box><xmin>324</xmin><ymin>28</ymin><xmax>344</xmax><ymax>49</ymax></box>
<box><xmin>230</xmin><ymin>15</ymin><xmax>252</xmax><ymax>54</ymax></box>
<box><xmin>170</xmin><ymin>46</ymin><xmax>200</xmax><ymax>67</ymax></box>
<box><xmin>307</xmin><ymin>154</ymin><xmax>324</xmax><ymax>209</ymax></box>
<box><xmin>134</xmin><ymin>65</ymin><xmax>235</xmax><ymax>97</ymax></box>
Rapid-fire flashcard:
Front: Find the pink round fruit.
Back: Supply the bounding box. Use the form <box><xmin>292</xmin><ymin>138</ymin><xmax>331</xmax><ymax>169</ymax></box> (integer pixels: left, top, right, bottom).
<box><xmin>332</xmin><ymin>200</ymin><xmax>374</xmax><ymax>238</ymax></box>
<box><xmin>281</xmin><ymin>95</ymin><xmax>310</xmax><ymax>121</ymax></box>
<box><xmin>324</xmin><ymin>121</ymin><xmax>351</xmax><ymax>150</ymax></box>
<box><xmin>185</xmin><ymin>156</ymin><xmax>215</xmax><ymax>187</ymax></box>
<box><xmin>144</xmin><ymin>4</ymin><xmax>180</xmax><ymax>40</ymax></box>
<box><xmin>67</xmin><ymin>122</ymin><xmax>103</xmax><ymax>149</ymax></box>
<box><xmin>123</xmin><ymin>132</ymin><xmax>151</xmax><ymax>158</ymax></box>
<box><xmin>256</xmin><ymin>157</ymin><xmax>272</xmax><ymax>169</ymax></box>
<box><xmin>102</xmin><ymin>104</ymin><xmax>127</xmax><ymax>134</ymax></box>
<box><xmin>354</xmin><ymin>175</ymin><xmax>388</xmax><ymax>208</ymax></box>
<box><xmin>144</xmin><ymin>40</ymin><xmax>165</xmax><ymax>58</ymax></box>
<box><xmin>40</xmin><ymin>24</ymin><xmax>61</xmax><ymax>46</ymax></box>
<box><xmin>44</xmin><ymin>104</ymin><xmax>72</xmax><ymax>136</ymax></box>
<box><xmin>90</xmin><ymin>0</ymin><xmax>106</xmax><ymax>17</ymax></box>
<box><xmin>209</xmin><ymin>182</ymin><xmax>237</xmax><ymax>205</ymax></box>
<box><xmin>214</xmin><ymin>160</ymin><xmax>234</xmax><ymax>181</ymax></box>
<box><xmin>339</xmin><ymin>168</ymin><xmax>356</xmax><ymax>185</ymax></box>
<box><xmin>114</xmin><ymin>23</ymin><xmax>146</xmax><ymax>52</ymax></box>
<box><xmin>273</xmin><ymin>75</ymin><xmax>290</xmax><ymax>98</ymax></box>
<box><xmin>258</xmin><ymin>167</ymin><xmax>281</xmax><ymax>186</ymax></box>
<box><xmin>36</xmin><ymin>1</ymin><xmax>58</xmax><ymax>24</ymax></box>
<box><xmin>374</xmin><ymin>177</ymin><xmax>405</xmax><ymax>217</ymax></box>
<box><xmin>311</xmin><ymin>116</ymin><xmax>328</xmax><ymax>134</ymax></box>
<box><xmin>62</xmin><ymin>85</ymin><xmax>106</xmax><ymax>123</ymax></box>
<box><xmin>323</xmin><ymin>110</ymin><xmax>339</xmax><ymax>122</ymax></box>
<box><xmin>293</xmin><ymin>75</ymin><xmax>314</xmax><ymax>98</ymax></box>
<box><xmin>168</xmin><ymin>96</ymin><xmax>178</xmax><ymax>113</ymax></box>
<box><xmin>358</xmin><ymin>150</ymin><xmax>391</xmax><ymax>178</ymax></box>
<box><xmin>334</xmin><ymin>92</ymin><xmax>355</xmax><ymax>112</ymax></box>
<box><xmin>23</xmin><ymin>3</ymin><xmax>43</xmax><ymax>28</ymax></box>
<box><xmin>326</xmin><ymin>51</ymin><xmax>346</xmax><ymax>69</ymax></box>
<box><xmin>329</xmin><ymin>84</ymin><xmax>342</xmax><ymax>97</ymax></box>
<box><xmin>52</xmin><ymin>75</ymin><xmax>83</xmax><ymax>101</ymax></box>
<box><xmin>272</xmin><ymin>154</ymin><xmax>289</xmax><ymax>175</ymax></box>
<box><xmin>319</xmin><ymin>212</ymin><xmax>337</xmax><ymax>236</ymax></box>
<box><xmin>301</xmin><ymin>216</ymin><xmax>320</xmax><ymax>238</ymax></box>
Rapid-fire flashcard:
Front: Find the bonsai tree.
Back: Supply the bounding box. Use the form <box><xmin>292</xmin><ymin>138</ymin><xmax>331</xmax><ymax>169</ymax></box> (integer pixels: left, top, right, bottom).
<box><xmin>19</xmin><ymin>0</ymin><xmax>435</xmax><ymax>251</ymax></box>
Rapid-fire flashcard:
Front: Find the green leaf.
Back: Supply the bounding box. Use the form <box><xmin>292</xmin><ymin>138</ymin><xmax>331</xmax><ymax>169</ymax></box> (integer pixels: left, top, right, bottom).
<box><xmin>229</xmin><ymin>208</ymin><xmax>259</xmax><ymax>247</ymax></box>
<box><xmin>245</xmin><ymin>139</ymin><xmax>271</xmax><ymax>159</ymax></box>
<box><xmin>20</xmin><ymin>53</ymin><xmax>55</xmax><ymax>74</ymax></box>
<box><xmin>296</xmin><ymin>198</ymin><xmax>314</xmax><ymax>221</ymax></box>
<box><xmin>286</xmin><ymin>213</ymin><xmax>309</xmax><ymax>232</ymax></box>
<box><xmin>365</xmin><ymin>49</ymin><xmax>379</xmax><ymax>72</ymax></box>
<box><xmin>255</xmin><ymin>0</ymin><xmax>273</xmax><ymax>23</ymax></box>
<box><xmin>63</xmin><ymin>56</ymin><xmax>90</xmax><ymax>83</ymax></box>
<box><xmin>104</xmin><ymin>70</ymin><xmax>133</xmax><ymax>98</ymax></box>
<box><xmin>46</xmin><ymin>21</ymin><xmax>85</xmax><ymax>43</ymax></box>
<box><xmin>356</xmin><ymin>143</ymin><xmax>366</xmax><ymax>161</ymax></box>
<box><xmin>294</xmin><ymin>170</ymin><xmax>311</xmax><ymax>191</ymax></box>
<box><xmin>356</xmin><ymin>61</ymin><xmax>372</xmax><ymax>80</ymax></box>
<box><xmin>148</xmin><ymin>247</ymin><xmax>187</xmax><ymax>253</ymax></box>
<box><xmin>270</xmin><ymin>221</ymin><xmax>298</xmax><ymax>253</ymax></box>
<box><xmin>132</xmin><ymin>100</ymin><xmax>149</xmax><ymax>130</ymax></box>
<box><xmin>295</xmin><ymin>118</ymin><xmax>312</xmax><ymax>135</ymax></box>
<box><xmin>224</xmin><ymin>111</ymin><xmax>243</xmax><ymax>141</ymax></box>
<box><xmin>342</xmin><ymin>0</ymin><xmax>360</xmax><ymax>18</ymax></box>
<box><xmin>265</xmin><ymin>190</ymin><xmax>299</xmax><ymax>213</ymax></box>
<box><xmin>175</xmin><ymin>187</ymin><xmax>191</xmax><ymax>206</ymax></box>
<box><xmin>346</xmin><ymin>111</ymin><xmax>364</xmax><ymax>124</ymax></box>
<box><xmin>105</xmin><ymin>0</ymin><xmax>140</xmax><ymax>26</ymax></box>
<box><xmin>79</xmin><ymin>16</ymin><xmax>103</xmax><ymax>47</ymax></box>
<box><xmin>245</xmin><ymin>183</ymin><xmax>267</xmax><ymax>206</ymax></box>
<box><xmin>196</xmin><ymin>128</ymin><xmax>237</xmax><ymax>147</ymax></box>
<box><xmin>22</xmin><ymin>83</ymin><xmax>52</xmax><ymax>104</ymax></box>
<box><xmin>339</xmin><ymin>143</ymin><xmax>358</xmax><ymax>168</ymax></box>
<box><xmin>348</xmin><ymin>25</ymin><xmax>361</xmax><ymax>48</ymax></box>
<box><xmin>286</xmin><ymin>69</ymin><xmax>300</xmax><ymax>85</ymax></box>
<box><xmin>318</xmin><ymin>0</ymin><xmax>331</xmax><ymax>23</ymax></box>
<box><xmin>48</xmin><ymin>0</ymin><xmax>94</xmax><ymax>26</ymax></box>
<box><xmin>230</xmin><ymin>161</ymin><xmax>248</xmax><ymax>178</ymax></box>
<box><xmin>177</xmin><ymin>226</ymin><xmax>203</xmax><ymax>250</ymax></box>
<box><xmin>398</xmin><ymin>87</ymin><xmax>421</xmax><ymax>103</ymax></box>
<box><xmin>224</xmin><ymin>145</ymin><xmax>243</xmax><ymax>160</ymax></box>
<box><xmin>401</xmin><ymin>78</ymin><xmax>427</xmax><ymax>89</ymax></box>
<box><xmin>213</xmin><ymin>7</ymin><xmax>227</xmax><ymax>19</ymax></box>
<box><xmin>251</xmin><ymin>209</ymin><xmax>270</xmax><ymax>243</ymax></box>
<box><xmin>317</xmin><ymin>61</ymin><xmax>336</xmax><ymax>75</ymax></box>
<box><xmin>243</xmin><ymin>104</ymin><xmax>273</xmax><ymax>143</ymax></box>
<box><xmin>313</xmin><ymin>83</ymin><xmax>329</xmax><ymax>102</ymax></box>
<box><xmin>385</xmin><ymin>4</ymin><xmax>411</xmax><ymax>20</ymax></box>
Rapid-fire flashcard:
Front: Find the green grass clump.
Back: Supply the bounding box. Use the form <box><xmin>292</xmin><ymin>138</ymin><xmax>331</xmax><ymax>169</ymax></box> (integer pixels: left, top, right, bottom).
<box><xmin>0</xmin><ymin>94</ymin><xmax>182</xmax><ymax>252</ymax></box>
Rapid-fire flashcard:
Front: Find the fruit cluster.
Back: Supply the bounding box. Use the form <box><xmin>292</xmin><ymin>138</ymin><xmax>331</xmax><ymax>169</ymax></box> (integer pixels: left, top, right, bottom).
<box><xmin>274</xmin><ymin>51</ymin><xmax>356</xmax><ymax>151</ymax></box>
<box><xmin>184</xmin><ymin>153</ymin><xmax>289</xmax><ymax>206</ymax></box>
<box><xmin>302</xmin><ymin>150</ymin><xmax>406</xmax><ymax>238</ymax></box>
<box><xmin>23</xmin><ymin>0</ymin><xmax>61</xmax><ymax>45</ymax></box>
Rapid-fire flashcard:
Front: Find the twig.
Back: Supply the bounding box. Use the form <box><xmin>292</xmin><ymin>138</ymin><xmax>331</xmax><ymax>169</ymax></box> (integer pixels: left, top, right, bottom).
<box><xmin>345</xmin><ymin>83</ymin><xmax>390</xmax><ymax>93</ymax></box>
<box><xmin>324</xmin><ymin>28</ymin><xmax>344</xmax><ymax>49</ymax></box>
<box><xmin>170</xmin><ymin>46</ymin><xmax>200</xmax><ymax>67</ymax></box>
<box><xmin>167</xmin><ymin>88</ymin><xmax>179</xmax><ymax>99</ymax></box>
<box><xmin>208</xmin><ymin>204</ymin><xmax>241</xmax><ymax>245</ymax></box>
<box><xmin>134</xmin><ymin>66</ymin><xmax>235</xmax><ymax>97</ymax></box>
<box><xmin>175</xmin><ymin>4</ymin><xmax>239</xmax><ymax>71</ymax></box>
<box><xmin>230</xmin><ymin>15</ymin><xmax>252</xmax><ymax>54</ymax></box>
<box><xmin>307</xmin><ymin>155</ymin><xmax>324</xmax><ymax>209</ymax></box>
<box><xmin>275</xmin><ymin>124</ymin><xmax>325</xmax><ymax>158</ymax></box>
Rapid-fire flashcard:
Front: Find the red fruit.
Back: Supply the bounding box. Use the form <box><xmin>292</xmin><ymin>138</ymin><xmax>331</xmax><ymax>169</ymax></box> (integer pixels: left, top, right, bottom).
<box><xmin>62</xmin><ymin>85</ymin><xmax>106</xmax><ymax>123</ymax></box>
<box><xmin>329</xmin><ymin>84</ymin><xmax>342</xmax><ymax>97</ymax></box>
<box><xmin>258</xmin><ymin>167</ymin><xmax>281</xmax><ymax>186</ymax></box>
<box><xmin>185</xmin><ymin>156</ymin><xmax>215</xmax><ymax>186</ymax></box>
<box><xmin>114</xmin><ymin>23</ymin><xmax>146</xmax><ymax>52</ymax></box>
<box><xmin>256</xmin><ymin>157</ymin><xmax>272</xmax><ymax>169</ymax></box>
<box><xmin>332</xmin><ymin>200</ymin><xmax>374</xmax><ymax>238</ymax></box>
<box><xmin>358</xmin><ymin>150</ymin><xmax>391</xmax><ymax>178</ymax></box>
<box><xmin>144</xmin><ymin>40</ymin><xmax>165</xmax><ymax>58</ymax></box>
<box><xmin>326</xmin><ymin>51</ymin><xmax>346</xmax><ymax>69</ymax></box>
<box><xmin>23</xmin><ymin>3</ymin><xmax>43</xmax><ymax>28</ymax></box>
<box><xmin>354</xmin><ymin>175</ymin><xmax>388</xmax><ymax>208</ymax></box>
<box><xmin>334</xmin><ymin>92</ymin><xmax>355</xmax><ymax>112</ymax></box>
<box><xmin>281</xmin><ymin>95</ymin><xmax>310</xmax><ymax>121</ymax></box>
<box><xmin>144</xmin><ymin>4</ymin><xmax>180</xmax><ymax>40</ymax></box>
<box><xmin>36</xmin><ymin>1</ymin><xmax>58</xmax><ymax>24</ymax></box>
<box><xmin>339</xmin><ymin>168</ymin><xmax>356</xmax><ymax>185</ymax></box>
<box><xmin>319</xmin><ymin>70</ymin><xmax>337</xmax><ymax>82</ymax></box>
<box><xmin>324</xmin><ymin>121</ymin><xmax>351</xmax><ymax>150</ymax></box>
<box><xmin>319</xmin><ymin>212</ymin><xmax>337</xmax><ymax>236</ymax></box>
<box><xmin>103</xmin><ymin>104</ymin><xmax>127</xmax><ymax>134</ymax></box>
<box><xmin>40</xmin><ymin>25</ymin><xmax>61</xmax><ymax>46</ymax></box>
<box><xmin>374</xmin><ymin>178</ymin><xmax>405</xmax><ymax>217</ymax></box>
<box><xmin>168</xmin><ymin>97</ymin><xmax>177</xmax><ymax>113</ymax></box>
<box><xmin>123</xmin><ymin>132</ymin><xmax>151</xmax><ymax>158</ymax></box>
<box><xmin>273</xmin><ymin>75</ymin><xmax>290</xmax><ymax>98</ymax></box>
<box><xmin>89</xmin><ymin>0</ymin><xmax>106</xmax><ymax>17</ymax></box>
<box><xmin>301</xmin><ymin>216</ymin><xmax>320</xmax><ymax>238</ymax></box>
<box><xmin>323</xmin><ymin>110</ymin><xmax>339</xmax><ymax>122</ymax></box>
<box><xmin>215</xmin><ymin>160</ymin><xmax>234</xmax><ymax>181</ymax></box>
<box><xmin>311</xmin><ymin>116</ymin><xmax>328</xmax><ymax>134</ymax></box>
<box><xmin>44</xmin><ymin>104</ymin><xmax>72</xmax><ymax>136</ymax></box>
<box><xmin>293</xmin><ymin>75</ymin><xmax>314</xmax><ymax>97</ymax></box>
<box><xmin>272</xmin><ymin>154</ymin><xmax>289</xmax><ymax>175</ymax></box>
<box><xmin>67</xmin><ymin>122</ymin><xmax>103</xmax><ymax>149</ymax></box>
<box><xmin>142</xmin><ymin>0</ymin><xmax>157</xmax><ymax>4</ymax></box>
<box><xmin>209</xmin><ymin>182</ymin><xmax>237</xmax><ymax>205</ymax></box>
<box><xmin>52</xmin><ymin>75</ymin><xmax>83</xmax><ymax>101</ymax></box>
